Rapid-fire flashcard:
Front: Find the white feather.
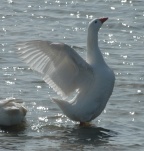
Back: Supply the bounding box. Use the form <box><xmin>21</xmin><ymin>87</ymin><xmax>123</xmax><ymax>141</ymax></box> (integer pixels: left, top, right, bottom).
<box><xmin>16</xmin><ymin>41</ymin><xmax>94</xmax><ymax>98</ymax></box>
<box><xmin>16</xmin><ymin>18</ymin><xmax>115</xmax><ymax>123</ymax></box>
<box><xmin>0</xmin><ymin>98</ymin><xmax>27</xmax><ymax>126</ymax></box>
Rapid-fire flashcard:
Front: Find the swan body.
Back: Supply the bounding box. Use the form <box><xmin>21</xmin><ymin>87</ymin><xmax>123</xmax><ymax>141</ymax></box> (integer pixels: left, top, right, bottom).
<box><xmin>0</xmin><ymin>98</ymin><xmax>27</xmax><ymax>126</ymax></box>
<box><xmin>16</xmin><ymin>18</ymin><xmax>115</xmax><ymax>123</ymax></box>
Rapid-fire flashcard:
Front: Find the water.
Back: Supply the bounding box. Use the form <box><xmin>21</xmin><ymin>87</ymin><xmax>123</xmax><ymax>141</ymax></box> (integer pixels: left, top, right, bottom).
<box><xmin>0</xmin><ymin>0</ymin><xmax>144</xmax><ymax>150</ymax></box>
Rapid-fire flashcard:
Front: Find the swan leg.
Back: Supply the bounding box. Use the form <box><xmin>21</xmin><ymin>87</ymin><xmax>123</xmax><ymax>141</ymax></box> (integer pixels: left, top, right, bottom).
<box><xmin>79</xmin><ymin>122</ymin><xmax>91</xmax><ymax>127</ymax></box>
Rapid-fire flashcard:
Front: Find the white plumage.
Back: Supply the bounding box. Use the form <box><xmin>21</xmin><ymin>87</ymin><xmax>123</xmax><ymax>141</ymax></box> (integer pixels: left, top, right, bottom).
<box><xmin>16</xmin><ymin>18</ymin><xmax>115</xmax><ymax>124</ymax></box>
<box><xmin>0</xmin><ymin>98</ymin><xmax>27</xmax><ymax>126</ymax></box>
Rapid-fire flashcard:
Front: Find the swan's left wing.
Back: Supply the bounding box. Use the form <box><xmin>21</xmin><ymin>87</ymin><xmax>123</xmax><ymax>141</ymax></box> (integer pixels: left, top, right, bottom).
<box><xmin>16</xmin><ymin>40</ymin><xmax>94</xmax><ymax>98</ymax></box>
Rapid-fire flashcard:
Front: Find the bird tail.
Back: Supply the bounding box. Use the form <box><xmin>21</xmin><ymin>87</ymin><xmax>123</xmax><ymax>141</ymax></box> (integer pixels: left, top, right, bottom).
<box><xmin>52</xmin><ymin>98</ymin><xmax>71</xmax><ymax>114</ymax></box>
<box><xmin>52</xmin><ymin>98</ymin><xmax>65</xmax><ymax>107</ymax></box>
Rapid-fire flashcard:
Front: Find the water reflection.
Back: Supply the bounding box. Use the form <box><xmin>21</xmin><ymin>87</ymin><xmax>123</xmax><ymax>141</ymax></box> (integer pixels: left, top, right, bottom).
<box><xmin>0</xmin><ymin>120</ymin><xmax>118</xmax><ymax>150</ymax></box>
<box><xmin>0</xmin><ymin>120</ymin><xmax>27</xmax><ymax>134</ymax></box>
<box><xmin>36</xmin><ymin>123</ymin><xmax>118</xmax><ymax>150</ymax></box>
<box><xmin>0</xmin><ymin>121</ymin><xmax>27</xmax><ymax>151</ymax></box>
<box><xmin>62</xmin><ymin>125</ymin><xmax>117</xmax><ymax>146</ymax></box>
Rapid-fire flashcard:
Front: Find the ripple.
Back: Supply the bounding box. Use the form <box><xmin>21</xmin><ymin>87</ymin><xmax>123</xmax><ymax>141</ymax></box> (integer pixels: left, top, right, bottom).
<box><xmin>0</xmin><ymin>0</ymin><xmax>144</xmax><ymax>150</ymax></box>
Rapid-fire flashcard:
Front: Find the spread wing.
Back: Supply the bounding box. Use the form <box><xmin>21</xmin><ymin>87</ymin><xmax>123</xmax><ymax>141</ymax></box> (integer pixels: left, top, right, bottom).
<box><xmin>16</xmin><ymin>40</ymin><xmax>94</xmax><ymax>98</ymax></box>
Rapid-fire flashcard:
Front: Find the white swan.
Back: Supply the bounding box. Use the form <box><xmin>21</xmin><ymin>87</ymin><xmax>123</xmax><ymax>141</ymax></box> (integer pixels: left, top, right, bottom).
<box><xmin>16</xmin><ymin>18</ymin><xmax>115</xmax><ymax>125</ymax></box>
<box><xmin>0</xmin><ymin>98</ymin><xmax>27</xmax><ymax>126</ymax></box>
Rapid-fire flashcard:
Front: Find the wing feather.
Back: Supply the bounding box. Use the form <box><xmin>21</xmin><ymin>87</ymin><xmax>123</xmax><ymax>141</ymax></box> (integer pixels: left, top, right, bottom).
<box><xmin>16</xmin><ymin>40</ymin><xmax>94</xmax><ymax>97</ymax></box>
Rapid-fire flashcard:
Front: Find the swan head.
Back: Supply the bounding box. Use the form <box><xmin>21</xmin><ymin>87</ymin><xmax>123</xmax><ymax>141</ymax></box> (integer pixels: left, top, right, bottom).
<box><xmin>87</xmin><ymin>17</ymin><xmax>108</xmax><ymax>52</ymax></box>
<box><xmin>88</xmin><ymin>17</ymin><xmax>108</xmax><ymax>34</ymax></box>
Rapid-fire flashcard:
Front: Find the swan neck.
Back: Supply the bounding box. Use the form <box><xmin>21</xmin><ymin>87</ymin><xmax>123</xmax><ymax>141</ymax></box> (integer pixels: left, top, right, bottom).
<box><xmin>87</xmin><ymin>32</ymin><xmax>105</xmax><ymax>65</ymax></box>
<box><xmin>87</xmin><ymin>32</ymin><xmax>98</xmax><ymax>50</ymax></box>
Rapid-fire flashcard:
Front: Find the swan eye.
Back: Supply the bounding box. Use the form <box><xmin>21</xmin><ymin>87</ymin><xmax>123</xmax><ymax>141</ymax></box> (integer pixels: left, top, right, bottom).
<box><xmin>95</xmin><ymin>21</ymin><xmax>97</xmax><ymax>24</ymax></box>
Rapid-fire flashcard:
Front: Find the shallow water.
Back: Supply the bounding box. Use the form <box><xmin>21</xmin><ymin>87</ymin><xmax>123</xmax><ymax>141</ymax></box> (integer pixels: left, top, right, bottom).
<box><xmin>0</xmin><ymin>0</ymin><xmax>144</xmax><ymax>150</ymax></box>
